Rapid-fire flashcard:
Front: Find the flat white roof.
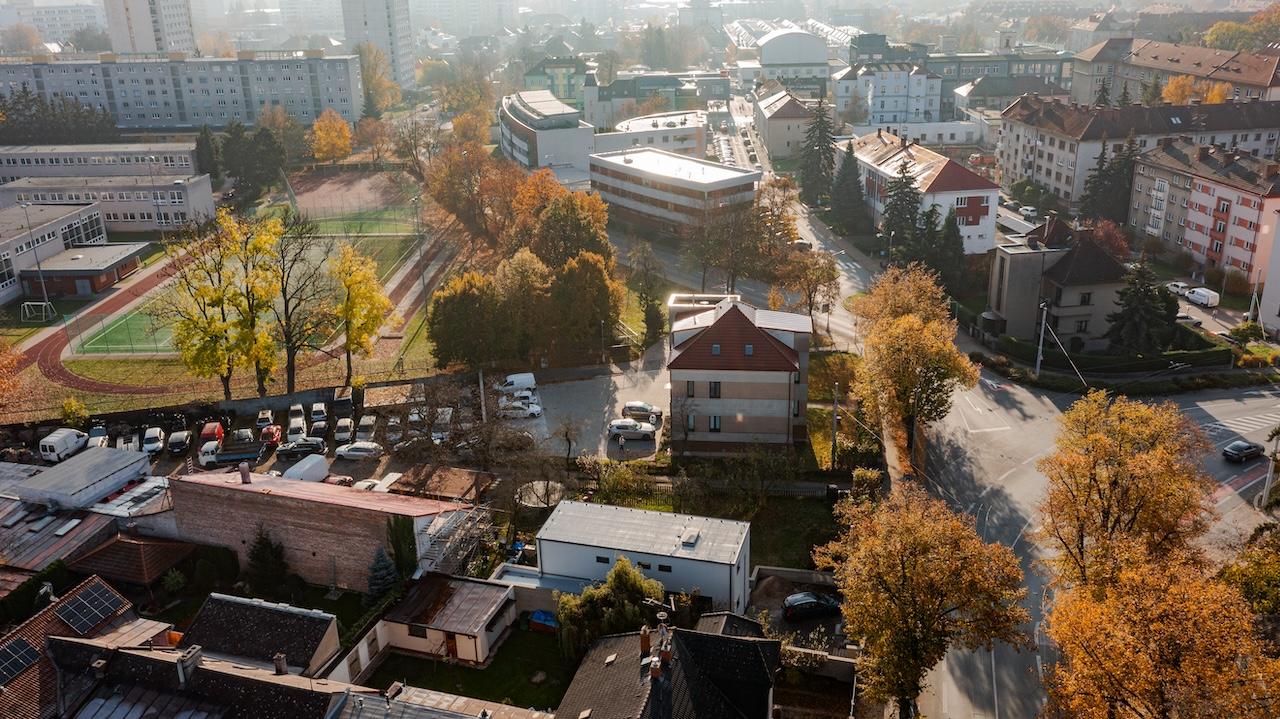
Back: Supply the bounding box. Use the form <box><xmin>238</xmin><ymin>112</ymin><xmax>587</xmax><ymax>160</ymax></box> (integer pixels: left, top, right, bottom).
<box><xmin>0</xmin><ymin>203</ymin><xmax>98</xmax><ymax>239</ymax></box>
<box><xmin>536</xmin><ymin>500</ymin><xmax>749</xmax><ymax>565</ymax></box>
<box><xmin>613</xmin><ymin>110</ymin><xmax>706</xmax><ymax>133</ymax></box>
<box><xmin>0</xmin><ymin>142</ymin><xmax>194</xmax><ymax>154</ymax></box>
<box><xmin>590</xmin><ymin>148</ymin><xmax>760</xmax><ymax>186</ymax></box>
<box><xmin>3</xmin><ymin>174</ymin><xmax>205</xmax><ymax>189</ymax></box>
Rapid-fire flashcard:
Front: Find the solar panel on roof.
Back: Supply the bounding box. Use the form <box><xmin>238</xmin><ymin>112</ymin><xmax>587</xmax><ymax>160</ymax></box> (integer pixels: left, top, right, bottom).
<box><xmin>0</xmin><ymin>637</ymin><xmax>40</xmax><ymax>685</ymax></box>
<box><xmin>53</xmin><ymin>583</ymin><xmax>124</xmax><ymax>635</ymax></box>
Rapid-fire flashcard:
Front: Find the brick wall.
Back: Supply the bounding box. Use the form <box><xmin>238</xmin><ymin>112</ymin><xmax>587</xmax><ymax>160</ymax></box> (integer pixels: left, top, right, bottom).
<box><xmin>169</xmin><ymin>478</ymin><xmax>397</xmax><ymax>591</ymax></box>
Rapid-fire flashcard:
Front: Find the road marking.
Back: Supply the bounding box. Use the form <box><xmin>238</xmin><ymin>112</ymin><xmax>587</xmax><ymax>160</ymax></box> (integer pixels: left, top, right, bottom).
<box><xmin>966</xmin><ymin>395</ymin><xmax>985</xmax><ymax>412</ymax></box>
<box><xmin>1012</xmin><ymin>517</ymin><xmax>1034</xmax><ymax>549</ymax></box>
<box><xmin>991</xmin><ymin>648</ymin><xmax>1001</xmax><ymax>719</ymax></box>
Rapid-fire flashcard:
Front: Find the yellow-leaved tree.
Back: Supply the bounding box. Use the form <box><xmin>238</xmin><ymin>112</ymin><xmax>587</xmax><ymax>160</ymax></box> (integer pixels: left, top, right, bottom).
<box><xmin>330</xmin><ymin>243</ymin><xmax>394</xmax><ymax>387</ymax></box>
<box><xmin>1035</xmin><ymin>390</ymin><xmax>1213</xmax><ymax>588</ymax></box>
<box><xmin>227</xmin><ymin>212</ymin><xmax>282</xmax><ymax>397</ymax></box>
<box><xmin>1163</xmin><ymin>75</ymin><xmax>1235</xmax><ymax>105</ymax></box>
<box><xmin>309</xmin><ymin>108</ymin><xmax>353</xmax><ymax>164</ymax></box>
<box><xmin>1046</xmin><ymin>555</ymin><xmax>1280</xmax><ymax>719</ymax></box>
<box><xmin>815</xmin><ymin>482</ymin><xmax>1029</xmax><ymax>719</ymax></box>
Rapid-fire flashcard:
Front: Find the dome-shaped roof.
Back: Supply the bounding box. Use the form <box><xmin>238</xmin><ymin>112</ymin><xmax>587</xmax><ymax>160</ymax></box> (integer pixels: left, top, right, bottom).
<box><xmin>757</xmin><ymin>28</ymin><xmax>827</xmax><ymax>66</ymax></box>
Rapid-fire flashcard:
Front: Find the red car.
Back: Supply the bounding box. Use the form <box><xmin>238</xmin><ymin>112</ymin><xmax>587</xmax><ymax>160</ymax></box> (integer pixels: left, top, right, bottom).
<box><xmin>259</xmin><ymin>424</ymin><xmax>282</xmax><ymax>449</ymax></box>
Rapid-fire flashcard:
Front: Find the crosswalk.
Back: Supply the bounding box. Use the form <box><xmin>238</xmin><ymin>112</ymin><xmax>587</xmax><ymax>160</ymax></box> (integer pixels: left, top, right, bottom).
<box><xmin>1199</xmin><ymin>411</ymin><xmax>1280</xmax><ymax>438</ymax></box>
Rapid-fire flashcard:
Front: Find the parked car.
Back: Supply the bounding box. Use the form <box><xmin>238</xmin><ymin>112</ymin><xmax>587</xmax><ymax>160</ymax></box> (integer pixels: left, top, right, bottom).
<box><xmin>500</xmin><ymin>401</ymin><xmax>543</xmax><ymax>419</ymax></box>
<box><xmin>39</xmin><ymin>428</ymin><xmax>88</xmax><ymax>463</ymax></box>
<box><xmin>167</xmin><ymin>430</ymin><xmax>191</xmax><ymax>456</ymax></box>
<box><xmin>356</xmin><ymin>414</ymin><xmax>378</xmax><ymax>442</ymax></box>
<box><xmin>1186</xmin><ymin>287</ymin><xmax>1221</xmax><ymax>307</ymax></box>
<box><xmin>288</xmin><ymin>403</ymin><xmax>305</xmax><ymax>422</ymax></box>
<box><xmin>384</xmin><ymin>416</ymin><xmax>403</xmax><ymax>444</ymax></box>
<box><xmin>622</xmin><ymin>401</ymin><xmax>663</xmax><ymax>420</ymax></box>
<box><xmin>310</xmin><ymin>402</ymin><xmax>327</xmax><ymax>424</ymax></box>
<box><xmin>1223</xmin><ymin>440</ymin><xmax>1265</xmax><ymax>462</ymax></box>
<box><xmin>1019</xmin><ymin>205</ymin><xmax>1038</xmax><ymax>219</ymax></box>
<box><xmin>788</xmin><ymin>240</ymin><xmax>812</xmax><ymax>252</ymax></box>
<box><xmin>230</xmin><ymin>428</ymin><xmax>254</xmax><ymax>443</ymax></box>
<box><xmin>259</xmin><ymin>424</ymin><xmax>282</xmax><ymax>448</ymax></box>
<box><xmin>334</xmin><ymin>417</ymin><xmax>355</xmax><ymax>444</ymax></box>
<box><xmin>1216</xmin><ymin>331</ymin><xmax>1242</xmax><ymax>346</ymax></box>
<box><xmin>500</xmin><ymin>390</ymin><xmax>538</xmax><ymax>407</ymax></box>
<box><xmin>255</xmin><ymin>408</ymin><xmax>274</xmax><ymax>429</ymax></box>
<box><xmin>86</xmin><ymin>424</ymin><xmax>109</xmax><ymax>449</ymax></box>
<box><xmin>1166</xmin><ymin>281</ymin><xmax>1190</xmax><ymax>296</ymax></box>
<box><xmin>608</xmin><ymin>418</ymin><xmax>656</xmax><ymax>441</ymax></box>
<box><xmin>276</xmin><ymin>438</ymin><xmax>326</xmax><ymax>461</ymax></box>
<box><xmin>782</xmin><ymin>592</ymin><xmax>841</xmax><ymax>622</ymax></box>
<box><xmin>1175</xmin><ymin>313</ymin><xmax>1203</xmax><ymax>327</ymax></box>
<box><xmin>286</xmin><ymin>417</ymin><xmax>307</xmax><ymax>443</ymax></box>
<box><xmin>335</xmin><ymin>441</ymin><xmax>384</xmax><ymax>461</ymax></box>
<box><xmin>497</xmin><ymin>372</ymin><xmax>537</xmax><ymax>394</ymax></box>
<box><xmin>142</xmin><ymin>427</ymin><xmax>166</xmax><ymax>457</ymax></box>
<box><xmin>308</xmin><ymin>420</ymin><xmax>329</xmax><ymax>441</ymax></box>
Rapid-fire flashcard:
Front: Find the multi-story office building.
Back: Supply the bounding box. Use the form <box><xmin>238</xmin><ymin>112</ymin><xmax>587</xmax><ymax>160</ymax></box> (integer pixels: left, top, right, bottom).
<box><xmin>589</xmin><ymin>148</ymin><xmax>761</xmax><ymax>236</ymax></box>
<box><xmin>0</xmin><ymin>143</ymin><xmax>196</xmax><ymax>183</ymax></box>
<box><xmin>103</xmin><ymin>0</ymin><xmax>195</xmax><ymax>53</ymax></box>
<box><xmin>1072</xmin><ymin>39</ymin><xmax>1280</xmax><ymax>106</ymax></box>
<box><xmin>279</xmin><ymin>0</ymin><xmax>345</xmax><ymax>36</ymax></box>
<box><xmin>0</xmin><ymin>203</ymin><xmax>109</xmax><ymax>304</ymax></box>
<box><xmin>498</xmin><ymin>90</ymin><xmax>594</xmax><ymax>170</ymax></box>
<box><xmin>0</xmin><ymin>51</ymin><xmax>362</xmax><ymax>129</ymax></box>
<box><xmin>342</xmin><ymin>0</ymin><xmax>413</xmax><ymax>88</ymax></box>
<box><xmin>0</xmin><ymin>0</ymin><xmax>106</xmax><ymax>44</ymax></box>
<box><xmin>849</xmin><ymin>130</ymin><xmax>1000</xmax><ymax>254</ymax></box>
<box><xmin>1131</xmin><ymin>137</ymin><xmax>1280</xmax><ymax>283</ymax></box>
<box><xmin>667</xmin><ymin>297</ymin><xmax>811</xmax><ymax>454</ymax></box>
<box><xmin>998</xmin><ymin>96</ymin><xmax>1280</xmax><ymax>211</ymax></box>
<box><xmin>0</xmin><ymin>174</ymin><xmax>215</xmax><ymax>232</ymax></box>
<box><xmin>832</xmin><ymin>62</ymin><xmax>942</xmax><ymax>124</ymax></box>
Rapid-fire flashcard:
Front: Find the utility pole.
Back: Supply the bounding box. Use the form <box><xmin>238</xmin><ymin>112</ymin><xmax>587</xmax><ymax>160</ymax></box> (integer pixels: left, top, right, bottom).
<box><xmin>1034</xmin><ymin>300</ymin><xmax>1049</xmax><ymax>376</ymax></box>
<box><xmin>1258</xmin><ymin>432</ymin><xmax>1279</xmax><ymax>510</ymax></box>
<box><xmin>830</xmin><ymin>381</ymin><xmax>839</xmax><ymax>467</ymax></box>
<box><xmin>20</xmin><ymin>202</ymin><xmax>51</xmax><ymax>312</ymax></box>
<box><xmin>478</xmin><ymin>369</ymin><xmax>486</xmax><ymax>424</ymax></box>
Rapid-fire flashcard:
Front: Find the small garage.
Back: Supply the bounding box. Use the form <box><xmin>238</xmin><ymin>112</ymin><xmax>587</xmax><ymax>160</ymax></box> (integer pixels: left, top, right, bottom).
<box><xmin>380</xmin><ymin>574</ymin><xmax>517</xmax><ymax>664</ymax></box>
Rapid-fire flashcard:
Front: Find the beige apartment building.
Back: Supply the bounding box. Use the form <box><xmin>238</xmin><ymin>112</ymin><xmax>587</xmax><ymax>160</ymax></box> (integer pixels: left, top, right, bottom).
<box><xmin>666</xmin><ymin>297</ymin><xmax>811</xmax><ymax>455</ymax></box>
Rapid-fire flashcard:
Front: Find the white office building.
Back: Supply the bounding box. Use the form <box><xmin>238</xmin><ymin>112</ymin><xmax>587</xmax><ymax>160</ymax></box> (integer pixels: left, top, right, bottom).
<box><xmin>0</xmin><ymin>203</ymin><xmax>108</xmax><ymax>304</ymax></box>
<box><xmin>530</xmin><ymin>501</ymin><xmax>751</xmax><ymax>612</ymax></box>
<box><xmin>589</xmin><ymin>148</ymin><xmax>760</xmax><ymax>236</ymax></box>
<box><xmin>0</xmin><ymin>51</ymin><xmax>362</xmax><ymax>129</ymax></box>
<box><xmin>342</xmin><ymin>0</ymin><xmax>413</xmax><ymax>88</ymax></box>
<box><xmin>1</xmin><ymin>174</ymin><xmax>215</xmax><ymax>232</ymax></box>
<box><xmin>103</xmin><ymin>0</ymin><xmax>195</xmax><ymax>53</ymax></box>
<box><xmin>0</xmin><ymin>143</ymin><xmax>196</xmax><ymax>184</ymax></box>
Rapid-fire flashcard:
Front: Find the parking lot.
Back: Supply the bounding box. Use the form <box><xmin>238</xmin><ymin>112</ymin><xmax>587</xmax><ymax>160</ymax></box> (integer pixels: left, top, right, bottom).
<box><xmin>535</xmin><ymin>361</ymin><xmax>671</xmax><ymax>461</ymax></box>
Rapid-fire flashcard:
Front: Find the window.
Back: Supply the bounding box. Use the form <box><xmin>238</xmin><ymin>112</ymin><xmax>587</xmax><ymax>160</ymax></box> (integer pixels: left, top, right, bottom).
<box><xmin>346</xmin><ymin>653</ymin><xmax>361</xmax><ymax>676</ymax></box>
<box><xmin>709</xmin><ymin>382</ymin><xmax>721</xmax><ymax>398</ymax></box>
<box><xmin>1079</xmin><ymin>292</ymin><xmax>1092</xmax><ymax>306</ymax></box>
<box><xmin>1074</xmin><ymin>319</ymin><xmax>1089</xmax><ymax>333</ymax></box>
<box><xmin>685</xmin><ymin>414</ymin><xmax>695</xmax><ymax>431</ymax></box>
<box><xmin>637</xmin><ymin>562</ymin><xmax>652</xmax><ymax>570</ymax></box>
<box><xmin>711</xmin><ymin>343</ymin><xmax>720</xmax><ymax>355</ymax></box>
<box><xmin>658</xmin><ymin>564</ymin><xmax>672</xmax><ymax>572</ymax></box>
<box><xmin>709</xmin><ymin>416</ymin><xmax>721</xmax><ymax>432</ymax></box>
<box><xmin>408</xmin><ymin>623</ymin><xmax>427</xmax><ymax>637</ymax></box>
<box><xmin>744</xmin><ymin>344</ymin><xmax>753</xmax><ymax>356</ymax></box>
<box><xmin>686</xmin><ymin>380</ymin><xmax>695</xmax><ymax>398</ymax></box>
<box><xmin>595</xmin><ymin>556</ymin><xmax>609</xmax><ymax>564</ymax></box>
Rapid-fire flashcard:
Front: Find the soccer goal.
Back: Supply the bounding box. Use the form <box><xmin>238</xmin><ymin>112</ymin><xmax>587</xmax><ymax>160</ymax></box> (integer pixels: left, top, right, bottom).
<box><xmin>20</xmin><ymin>301</ymin><xmax>57</xmax><ymax>323</ymax></box>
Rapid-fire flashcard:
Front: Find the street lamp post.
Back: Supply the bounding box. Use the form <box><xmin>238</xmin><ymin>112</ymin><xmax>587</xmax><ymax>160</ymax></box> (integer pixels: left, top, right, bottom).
<box><xmin>19</xmin><ymin>202</ymin><xmax>51</xmax><ymax>311</ymax></box>
<box><xmin>1258</xmin><ymin>432</ymin><xmax>1279</xmax><ymax>510</ymax></box>
<box><xmin>411</xmin><ymin>195</ymin><xmax>427</xmax><ymax>300</ymax></box>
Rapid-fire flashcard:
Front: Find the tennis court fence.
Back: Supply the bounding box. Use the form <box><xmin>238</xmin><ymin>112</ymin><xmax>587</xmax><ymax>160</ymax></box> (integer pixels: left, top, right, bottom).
<box><xmin>65</xmin><ymin>310</ymin><xmax>173</xmax><ymax>355</ymax></box>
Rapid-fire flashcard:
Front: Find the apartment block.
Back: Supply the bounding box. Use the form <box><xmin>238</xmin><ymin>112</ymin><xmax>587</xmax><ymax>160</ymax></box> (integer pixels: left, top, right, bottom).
<box><xmin>0</xmin><ymin>142</ymin><xmax>196</xmax><ymax>183</ymax></box>
<box><xmin>0</xmin><ymin>0</ymin><xmax>106</xmax><ymax>44</ymax></box>
<box><xmin>1</xmin><ymin>173</ymin><xmax>215</xmax><ymax>232</ymax></box>
<box><xmin>998</xmin><ymin>95</ymin><xmax>1280</xmax><ymax>211</ymax></box>
<box><xmin>1072</xmin><ymin>39</ymin><xmax>1280</xmax><ymax>106</ymax></box>
<box><xmin>849</xmin><ymin>130</ymin><xmax>1000</xmax><ymax>254</ymax></box>
<box><xmin>1131</xmin><ymin>137</ymin><xmax>1280</xmax><ymax>284</ymax></box>
<box><xmin>342</xmin><ymin>0</ymin><xmax>414</xmax><ymax>88</ymax></box>
<box><xmin>104</xmin><ymin>0</ymin><xmax>195</xmax><ymax>53</ymax></box>
<box><xmin>589</xmin><ymin>148</ymin><xmax>760</xmax><ymax>236</ymax></box>
<box><xmin>667</xmin><ymin>298</ymin><xmax>811</xmax><ymax>455</ymax></box>
<box><xmin>832</xmin><ymin>62</ymin><xmax>942</xmax><ymax>124</ymax></box>
<box><xmin>0</xmin><ymin>50</ymin><xmax>362</xmax><ymax>129</ymax></box>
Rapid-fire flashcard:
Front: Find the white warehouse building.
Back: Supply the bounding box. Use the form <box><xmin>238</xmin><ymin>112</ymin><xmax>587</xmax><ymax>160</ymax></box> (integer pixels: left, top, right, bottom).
<box><xmin>532</xmin><ymin>501</ymin><xmax>751</xmax><ymax>613</ymax></box>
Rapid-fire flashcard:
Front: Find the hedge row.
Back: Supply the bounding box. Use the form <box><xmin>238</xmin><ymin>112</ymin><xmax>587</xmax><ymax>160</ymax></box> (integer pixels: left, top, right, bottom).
<box><xmin>997</xmin><ymin>335</ymin><xmax>1232</xmax><ymax>375</ymax></box>
<box><xmin>971</xmin><ymin>351</ymin><xmax>1277</xmax><ymax>396</ymax></box>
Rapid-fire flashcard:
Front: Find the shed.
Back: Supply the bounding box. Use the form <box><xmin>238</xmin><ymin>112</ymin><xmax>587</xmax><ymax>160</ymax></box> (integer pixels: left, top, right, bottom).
<box><xmin>12</xmin><ymin>446</ymin><xmax>149</xmax><ymax>509</ymax></box>
<box><xmin>380</xmin><ymin>574</ymin><xmax>517</xmax><ymax>664</ymax></box>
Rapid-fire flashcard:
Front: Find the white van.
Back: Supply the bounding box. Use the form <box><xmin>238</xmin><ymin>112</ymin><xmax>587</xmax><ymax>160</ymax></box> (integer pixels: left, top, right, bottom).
<box><xmin>1186</xmin><ymin>287</ymin><xmax>1220</xmax><ymax>308</ymax></box>
<box><xmin>39</xmin><ymin>428</ymin><xmax>88</xmax><ymax>462</ymax></box>
<box><xmin>498</xmin><ymin>372</ymin><xmax>536</xmax><ymax>394</ymax></box>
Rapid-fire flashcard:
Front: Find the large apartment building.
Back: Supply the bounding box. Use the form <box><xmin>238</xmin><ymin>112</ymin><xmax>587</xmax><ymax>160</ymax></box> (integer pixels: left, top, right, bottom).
<box><xmin>0</xmin><ymin>51</ymin><xmax>362</xmax><ymax>129</ymax></box>
<box><xmin>998</xmin><ymin>95</ymin><xmax>1280</xmax><ymax>211</ymax></box>
<box><xmin>342</xmin><ymin>0</ymin><xmax>414</xmax><ymax>88</ymax></box>
<box><xmin>0</xmin><ymin>0</ymin><xmax>106</xmax><ymax>44</ymax></box>
<box><xmin>589</xmin><ymin>148</ymin><xmax>760</xmax><ymax>236</ymax></box>
<box><xmin>103</xmin><ymin>0</ymin><xmax>195</xmax><ymax>53</ymax></box>
<box><xmin>832</xmin><ymin>62</ymin><xmax>942</xmax><ymax>124</ymax></box>
<box><xmin>1131</xmin><ymin>137</ymin><xmax>1280</xmax><ymax>284</ymax></box>
<box><xmin>1072</xmin><ymin>39</ymin><xmax>1280</xmax><ymax>106</ymax></box>
<box><xmin>848</xmin><ymin>130</ymin><xmax>1000</xmax><ymax>254</ymax></box>
<box><xmin>667</xmin><ymin>298</ymin><xmax>811</xmax><ymax>455</ymax></box>
<box><xmin>0</xmin><ymin>143</ymin><xmax>196</xmax><ymax>184</ymax></box>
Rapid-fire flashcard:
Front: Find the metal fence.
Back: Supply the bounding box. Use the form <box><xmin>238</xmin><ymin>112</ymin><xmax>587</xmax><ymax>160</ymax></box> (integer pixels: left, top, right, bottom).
<box><xmin>65</xmin><ymin>310</ymin><xmax>173</xmax><ymax>355</ymax></box>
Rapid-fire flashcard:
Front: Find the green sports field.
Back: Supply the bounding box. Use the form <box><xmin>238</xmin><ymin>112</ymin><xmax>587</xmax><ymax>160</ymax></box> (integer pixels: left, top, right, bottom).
<box><xmin>74</xmin><ymin>307</ymin><xmax>173</xmax><ymax>354</ymax></box>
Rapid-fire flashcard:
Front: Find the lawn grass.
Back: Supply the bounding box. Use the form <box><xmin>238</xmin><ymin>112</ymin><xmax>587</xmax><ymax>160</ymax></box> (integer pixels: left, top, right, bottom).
<box><xmin>0</xmin><ymin>298</ymin><xmax>93</xmax><ymax>345</ymax></box>
<box><xmin>808</xmin><ymin>352</ymin><xmax>859</xmax><ymax>402</ymax></box>
<box><xmin>619</xmin><ymin>271</ymin><xmax>690</xmax><ymax>345</ymax></box>
<box><xmin>807</xmin><ymin>407</ymin><xmax>836</xmax><ymax>470</ymax></box>
<box><xmin>364</xmin><ymin>630</ymin><xmax>573</xmax><ymax>710</ymax></box>
<box><xmin>396</xmin><ymin>308</ymin><xmax>435</xmax><ymax>368</ymax></box>
<box><xmin>314</xmin><ymin>208</ymin><xmax>417</xmax><ymax>236</ymax></box>
<box><xmin>748</xmin><ymin>498</ymin><xmax>837</xmax><ymax>569</ymax></box>
<box><xmin>354</xmin><ymin>234</ymin><xmax>418</xmax><ymax>283</ymax></box>
<box><xmin>289</xmin><ymin>585</ymin><xmax>368</xmax><ymax>631</ymax></box>
<box><xmin>63</xmin><ymin>357</ymin><xmax>194</xmax><ymax>386</ymax></box>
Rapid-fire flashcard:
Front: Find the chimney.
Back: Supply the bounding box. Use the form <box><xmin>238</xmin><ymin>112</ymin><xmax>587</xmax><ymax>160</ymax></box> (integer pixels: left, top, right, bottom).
<box><xmin>900</xmin><ymin>136</ymin><xmax>907</xmax><ymax>148</ymax></box>
<box><xmin>659</xmin><ymin>641</ymin><xmax>673</xmax><ymax>663</ymax></box>
<box><xmin>238</xmin><ymin>462</ymin><xmax>251</xmax><ymax>484</ymax></box>
<box><xmin>640</xmin><ymin>625</ymin><xmax>651</xmax><ymax>656</ymax></box>
<box><xmin>1197</xmin><ymin>145</ymin><xmax>1210</xmax><ymax>162</ymax></box>
<box><xmin>1266</xmin><ymin>162</ymin><xmax>1280</xmax><ymax>179</ymax></box>
<box><xmin>91</xmin><ymin>658</ymin><xmax>107</xmax><ymax>679</ymax></box>
<box><xmin>176</xmin><ymin>645</ymin><xmax>202</xmax><ymax>688</ymax></box>
<box><xmin>649</xmin><ymin>651</ymin><xmax>663</xmax><ymax>680</ymax></box>
<box><xmin>273</xmin><ymin>652</ymin><xmax>287</xmax><ymax>675</ymax></box>
<box><xmin>876</xmin><ymin>128</ymin><xmax>882</xmax><ymax>139</ymax></box>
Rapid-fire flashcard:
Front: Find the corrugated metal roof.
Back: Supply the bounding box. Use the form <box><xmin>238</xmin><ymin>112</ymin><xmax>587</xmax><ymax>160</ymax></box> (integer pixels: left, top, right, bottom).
<box><xmin>174</xmin><ymin>472</ymin><xmax>465</xmax><ymax>518</ymax></box>
<box><xmin>13</xmin><ymin>447</ymin><xmax>149</xmax><ymax>508</ymax></box>
<box><xmin>537</xmin><ymin>501</ymin><xmax>749</xmax><ymax>565</ymax></box>
<box><xmin>0</xmin><ymin>499</ymin><xmax>117</xmax><ymax>571</ymax></box>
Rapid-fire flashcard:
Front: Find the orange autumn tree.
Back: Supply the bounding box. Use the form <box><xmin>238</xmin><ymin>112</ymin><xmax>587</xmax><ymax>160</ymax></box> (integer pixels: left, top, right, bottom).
<box><xmin>1046</xmin><ymin>555</ymin><xmax>1280</xmax><ymax>718</ymax></box>
<box><xmin>1162</xmin><ymin>75</ymin><xmax>1235</xmax><ymax>105</ymax></box>
<box><xmin>309</xmin><ymin>109</ymin><xmax>353</xmax><ymax>164</ymax></box>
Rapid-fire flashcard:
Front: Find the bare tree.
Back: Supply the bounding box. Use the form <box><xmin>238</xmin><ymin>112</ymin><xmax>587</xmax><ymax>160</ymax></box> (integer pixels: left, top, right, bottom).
<box><xmin>393</xmin><ymin>114</ymin><xmax>444</xmax><ymax>177</ymax></box>
<box><xmin>269</xmin><ymin>210</ymin><xmax>338</xmax><ymax>393</ymax></box>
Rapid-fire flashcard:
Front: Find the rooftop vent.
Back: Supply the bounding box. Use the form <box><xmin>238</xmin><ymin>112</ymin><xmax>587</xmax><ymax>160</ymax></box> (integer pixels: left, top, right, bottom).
<box><xmin>605</xmin><ymin>652</ymin><xmax>617</xmax><ymax>666</ymax></box>
<box><xmin>680</xmin><ymin>528</ymin><xmax>700</xmax><ymax>546</ymax></box>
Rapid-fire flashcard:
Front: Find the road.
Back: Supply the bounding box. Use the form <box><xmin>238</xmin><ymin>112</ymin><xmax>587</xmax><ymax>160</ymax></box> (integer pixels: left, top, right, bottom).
<box><xmin>917</xmin><ymin>371</ymin><xmax>1278</xmax><ymax>718</ymax></box>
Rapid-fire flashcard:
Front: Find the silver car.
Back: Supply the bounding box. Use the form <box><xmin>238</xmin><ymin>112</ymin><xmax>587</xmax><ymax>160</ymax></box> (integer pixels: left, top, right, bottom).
<box><xmin>608</xmin><ymin>418</ymin><xmax>656</xmax><ymax>441</ymax></box>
